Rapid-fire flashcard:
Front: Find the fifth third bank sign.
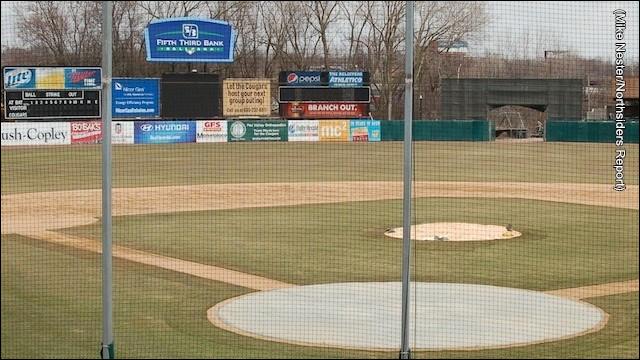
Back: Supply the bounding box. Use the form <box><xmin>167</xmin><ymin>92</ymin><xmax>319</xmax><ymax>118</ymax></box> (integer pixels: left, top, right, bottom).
<box><xmin>145</xmin><ymin>18</ymin><xmax>236</xmax><ymax>62</ymax></box>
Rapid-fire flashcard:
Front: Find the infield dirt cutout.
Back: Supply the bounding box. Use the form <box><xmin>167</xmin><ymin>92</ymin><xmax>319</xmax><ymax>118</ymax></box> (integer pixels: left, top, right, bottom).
<box><xmin>384</xmin><ymin>222</ymin><xmax>521</xmax><ymax>241</ymax></box>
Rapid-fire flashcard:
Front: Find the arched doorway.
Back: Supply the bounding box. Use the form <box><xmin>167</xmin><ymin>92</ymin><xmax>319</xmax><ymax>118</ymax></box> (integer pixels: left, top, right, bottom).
<box><xmin>488</xmin><ymin>105</ymin><xmax>547</xmax><ymax>139</ymax></box>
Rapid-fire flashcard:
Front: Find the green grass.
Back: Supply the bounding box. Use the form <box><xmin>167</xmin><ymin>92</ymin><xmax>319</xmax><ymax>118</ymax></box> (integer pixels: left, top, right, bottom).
<box><xmin>61</xmin><ymin>198</ymin><xmax>639</xmax><ymax>291</ymax></box>
<box><xmin>2</xmin><ymin>234</ymin><xmax>638</xmax><ymax>359</ymax></box>
<box><xmin>2</xmin><ymin>142</ymin><xmax>638</xmax><ymax>194</ymax></box>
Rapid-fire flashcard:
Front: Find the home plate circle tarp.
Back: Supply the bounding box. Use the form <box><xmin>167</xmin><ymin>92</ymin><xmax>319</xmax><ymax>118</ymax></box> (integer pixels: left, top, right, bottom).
<box><xmin>208</xmin><ymin>282</ymin><xmax>606</xmax><ymax>351</ymax></box>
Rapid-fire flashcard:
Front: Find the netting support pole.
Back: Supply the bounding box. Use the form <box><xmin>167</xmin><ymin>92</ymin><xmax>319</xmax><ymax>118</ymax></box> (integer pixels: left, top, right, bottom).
<box><xmin>400</xmin><ymin>1</ymin><xmax>414</xmax><ymax>359</ymax></box>
<box><xmin>101</xmin><ymin>1</ymin><xmax>115</xmax><ymax>359</ymax></box>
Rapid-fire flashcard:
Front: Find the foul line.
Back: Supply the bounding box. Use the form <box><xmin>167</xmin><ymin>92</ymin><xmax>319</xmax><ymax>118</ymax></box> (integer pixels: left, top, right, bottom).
<box><xmin>30</xmin><ymin>230</ymin><xmax>293</xmax><ymax>291</ymax></box>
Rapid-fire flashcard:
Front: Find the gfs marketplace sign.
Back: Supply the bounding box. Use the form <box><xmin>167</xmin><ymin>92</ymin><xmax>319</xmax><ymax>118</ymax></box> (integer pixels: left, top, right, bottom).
<box><xmin>144</xmin><ymin>18</ymin><xmax>235</xmax><ymax>62</ymax></box>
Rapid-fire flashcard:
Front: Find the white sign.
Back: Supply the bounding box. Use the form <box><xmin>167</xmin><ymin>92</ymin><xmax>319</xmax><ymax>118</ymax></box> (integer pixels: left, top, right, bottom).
<box><xmin>288</xmin><ymin>120</ymin><xmax>319</xmax><ymax>142</ymax></box>
<box><xmin>196</xmin><ymin>120</ymin><xmax>228</xmax><ymax>143</ymax></box>
<box><xmin>1</xmin><ymin>122</ymin><xmax>71</xmax><ymax>146</ymax></box>
<box><xmin>112</xmin><ymin>121</ymin><xmax>134</xmax><ymax>144</ymax></box>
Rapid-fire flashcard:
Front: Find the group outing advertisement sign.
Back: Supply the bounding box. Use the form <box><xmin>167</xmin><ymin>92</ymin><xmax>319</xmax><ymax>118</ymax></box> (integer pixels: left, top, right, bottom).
<box><xmin>144</xmin><ymin>18</ymin><xmax>236</xmax><ymax>62</ymax></box>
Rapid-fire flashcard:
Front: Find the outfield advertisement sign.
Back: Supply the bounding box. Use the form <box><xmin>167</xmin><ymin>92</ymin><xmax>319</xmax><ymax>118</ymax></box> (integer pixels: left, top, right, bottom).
<box><xmin>134</xmin><ymin>121</ymin><xmax>196</xmax><ymax>144</ymax></box>
<box><xmin>288</xmin><ymin>120</ymin><xmax>319</xmax><ymax>142</ymax></box>
<box><xmin>223</xmin><ymin>79</ymin><xmax>271</xmax><ymax>117</ymax></box>
<box><xmin>350</xmin><ymin>120</ymin><xmax>381</xmax><ymax>142</ymax></box>
<box><xmin>112</xmin><ymin>121</ymin><xmax>135</xmax><ymax>144</ymax></box>
<box><xmin>280</xmin><ymin>71</ymin><xmax>322</xmax><ymax>86</ymax></box>
<box><xmin>3</xmin><ymin>67</ymin><xmax>101</xmax><ymax>90</ymax></box>
<box><xmin>319</xmin><ymin>120</ymin><xmax>350</xmax><ymax>142</ymax></box>
<box><xmin>280</xmin><ymin>102</ymin><xmax>368</xmax><ymax>119</ymax></box>
<box><xmin>145</xmin><ymin>18</ymin><xmax>235</xmax><ymax>62</ymax></box>
<box><xmin>1</xmin><ymin>122</ymin><xmax>71</xmax><ymax>146</ymax></box>
<box><xmin>71</xmin><ymin>121</ymin><xmax>102</xmax><ymax>144</ymax></box>
<box><xmin>112</xmin><ymin>78</ymin><xmax>160</xmax><ymax>118</ymax></box>
<box><xmin>228</xmin><ymin>120</ymin><xmax>288</xmax><ymax>142</ymax></box>
<box><xmin>196</xmin><ymin>120</ymin><xmax>228</xmax><ymax>143</ymax></box>
<box><xmin>328</xmin><ymin>71</ymin><xmax>364</xmax><ymax>87</ymax></box>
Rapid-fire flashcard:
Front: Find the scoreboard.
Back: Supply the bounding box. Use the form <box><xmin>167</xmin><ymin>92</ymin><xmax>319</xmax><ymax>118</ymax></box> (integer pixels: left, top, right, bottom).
<box><xmin>3</xmin><ymin>67</ymin><xmax>102</xmax><ymax>120</ymax></box>
<box><xmin>278</xmin><ymin>70</ymin><xmax>371</xmax><ymax>119</ymax></box>
<box><xmin>4</xmin><ymin>90</ymin><xmax>100</xmax><ymax>119</ymax></box>
<box><xmin>279</xmin><ymin>87</ymin><xmax>370</xmax><ymax>103</ymax></box>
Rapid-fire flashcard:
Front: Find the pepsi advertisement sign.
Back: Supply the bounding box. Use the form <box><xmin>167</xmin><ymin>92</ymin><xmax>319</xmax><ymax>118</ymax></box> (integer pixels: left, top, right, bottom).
<box><xmin>280</xmin><ymin>71</ymin><xmax>322</xmax><ymax>86</ymax></box>
<box><xmin>134</xmin><ymin>121</ymin><xmax>196</xmax><ymax>144</ymax></box>
<box><xmin>144</xmin><ymin>18</ymin><xmax>236</xmax><ymax>62</ymax></box>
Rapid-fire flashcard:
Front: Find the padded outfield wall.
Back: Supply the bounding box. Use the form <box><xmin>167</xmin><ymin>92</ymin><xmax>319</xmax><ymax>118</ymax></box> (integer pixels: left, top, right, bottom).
<box><xmin>546</xmin><ymin>121</ymin><xmax>639</xmax><ymax>143</ymax></box>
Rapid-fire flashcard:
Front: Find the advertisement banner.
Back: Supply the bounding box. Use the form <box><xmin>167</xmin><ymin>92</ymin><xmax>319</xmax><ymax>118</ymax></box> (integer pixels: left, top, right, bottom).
<box><xmin>281</xmin><ymin>71</ymin><xmax>322</xmax><ymax>86</ymax></box>
<box><xmin>318</xmin><ymin>120</ymin><xmax>350</xmax><ymax>142</ymax></box>
<box><xmin>71</xmin><ymin>121</ymin><xmax>102</xmax><ymax>144</ymax></box>
<box><xmin>288</xmin><ymin>120</ymin><xmax>319</xmax><ymax>142</ymax></box>
<box><xmin>228</xmin><ymin>120</ymin><xmax>288</xmax><ymax>142</ymax></box>
<box><xmin>328</xmin><ymin>71</ymin><xmax>364</xmax><ymax>87</ymax></box>
<box><xmin>3</xmin><ymin>67</ymin><xmax>102</xmax><ymax>90</ymax></box>
<box><xmin>350</xmin><ymin>120</ymin><xmax>381</xmax><ymax>142</ymax></box>
<box><xmin>112</xmin><ymin>121</ymin><xmax>135</xmax><ymax>144</ymax></box>
<box><xmin>196</xmin><ymin>120</ymin><xmax>228</xmax><ymax>143</ymax></box>
<box><xmin>280</xmin><ymin>102</ymin><xmax>368</xmax><ymax>119</ymax></box>
<box><xmin>145</xmin><ymin>18</ymin><xmax>236</xmax><ymax>62</ymax></box>
<box><xmin>134</xmin><ymin>121</ymin><xmax>196</xmax><ymax>144</ymax></box>
<box><xmin>223</xmin><ymin>79</ymin><xmax>271</xmax><ymax>117</ymax></box>
<box><xmin>1</xmin><ymin>122</ymin><xmax>71</xmax><ymax>146</ymax></box>
<box><xmin>112</xmin><ymin>78</ymin><xmax>160</xmax><ymax>118</ymax></box>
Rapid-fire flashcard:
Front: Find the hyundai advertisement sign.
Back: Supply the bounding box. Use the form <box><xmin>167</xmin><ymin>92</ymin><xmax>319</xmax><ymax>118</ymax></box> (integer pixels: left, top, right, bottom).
<box><xmin>134</xmin><ymin>121</ymin><xmax>196</xmax><ymax>144</ymax></box>
<box><xmin>144</xmin><ymin>18</ymin><xmax>236</xmax><ymax>62</ymax></box>
<box><xmin>112</xmin><ymin>78</ymin><xmax>160</xmax><ymax>118</ymax></box>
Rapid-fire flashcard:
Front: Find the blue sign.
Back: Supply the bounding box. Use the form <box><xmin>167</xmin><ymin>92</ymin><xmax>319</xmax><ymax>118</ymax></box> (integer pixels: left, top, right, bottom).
<box><xmin>329</xmin><ymin>71</ymin><xmax>364</xmax><ymax>87</ymax></box>
<box><xmin>284</xmin><ymin>71</ymin><xmax>322</xmax><ymax>86</ymax></box>
<box><xmin>112</xmin><ymin>78</ymin><xmax>160</xmax><ymax>118</ymax></box>
<box><xmin>3</xmin><ymin>67</ymin><xmax>101</xmax><ymax>90</ymax></box>
<box><xmin>350</xmin><ymin>120</ymin><xmax>381</xmax><ymax>142</ymax></box>
<box><xmin>134</xmin><ymin>121</ymin><xmax>196</xmax><ymax>144</ymax></box>
<box><xmin>144</xmin><ymin>18</ymin><xmax>235</xmax><ymax>62</ymax></box>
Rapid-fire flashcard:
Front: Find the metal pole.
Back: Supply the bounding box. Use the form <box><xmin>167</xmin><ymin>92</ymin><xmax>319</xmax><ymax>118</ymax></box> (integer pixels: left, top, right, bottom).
<box><xmin>101</xmin><ymin>1</ymin><xmax>114</xmax><ymax>359</ymax></box>
<box><xmin>400</xmin><ymin>1</ymin><xmax>414</xmax><ymax>359</ymax></box>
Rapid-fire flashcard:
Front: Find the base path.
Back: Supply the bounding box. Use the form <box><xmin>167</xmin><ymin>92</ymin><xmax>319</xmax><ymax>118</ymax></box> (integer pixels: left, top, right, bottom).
<box><xmin>546</xmin><ymin>280</ymin><xmax>639</xmax><ymax>300</ymax></box>
<box><xmin>2</xmin><ymin>181</ymin><xmax>638</xmax><ymax>292</ymax></box>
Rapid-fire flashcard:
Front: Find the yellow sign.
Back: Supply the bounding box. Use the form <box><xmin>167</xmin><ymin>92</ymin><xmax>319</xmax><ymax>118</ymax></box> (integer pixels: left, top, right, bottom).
<box><xmin>319</xmin><ymin>120</ymin><xmax>349</xmax><ymax>141</ymax></box>
<box><xmin>223</xmin><ymin>79</ymin><xmax>271</xmax><ymax>117</ymax></box>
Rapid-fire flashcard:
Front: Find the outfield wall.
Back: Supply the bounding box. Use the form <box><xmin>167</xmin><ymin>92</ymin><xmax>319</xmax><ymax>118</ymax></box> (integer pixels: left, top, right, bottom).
<box><xmin>546</xmin><ymin>121</ymin><xmax>639</xmax><ymax>143</ymax></box>
<box><xmin>5</xmin><ymin>119</ymin><xmax>639</xmax><ymax>146</ymax></box>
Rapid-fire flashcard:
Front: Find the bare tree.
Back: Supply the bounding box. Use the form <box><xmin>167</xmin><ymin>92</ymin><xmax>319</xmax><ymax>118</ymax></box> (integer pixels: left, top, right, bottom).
<box><xmin>305</xmin><ymin>1</ymin><xmax>339</xmax><ymax>69</ymax></box>
<box><xmin>16</xmin><ymin>1</ymin><xmax>102</xmax><ymax>66</ymax></box>
<box><xmin>362</xmin><ymin>1</ymin><xmax>406</xmax><ymax>120</ymax></box>
<box><xmin>339</xmin><ymin>2</ymin><xmax>367</xmax><ymax>69</ymax></box>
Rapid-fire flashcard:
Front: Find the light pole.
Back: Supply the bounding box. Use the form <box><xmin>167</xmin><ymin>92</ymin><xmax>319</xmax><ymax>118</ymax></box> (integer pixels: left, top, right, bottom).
<box><xmin>419</xmin><ymin>94</ymin><xmax>423</xmax><ymax>120</ymax></box>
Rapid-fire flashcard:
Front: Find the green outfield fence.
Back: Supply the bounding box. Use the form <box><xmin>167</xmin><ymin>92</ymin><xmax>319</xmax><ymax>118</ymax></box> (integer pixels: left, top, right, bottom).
<box><xmin>546</xmin><ymin>120</ymin><xmax>640</xmax><ymax>143</ymax></box>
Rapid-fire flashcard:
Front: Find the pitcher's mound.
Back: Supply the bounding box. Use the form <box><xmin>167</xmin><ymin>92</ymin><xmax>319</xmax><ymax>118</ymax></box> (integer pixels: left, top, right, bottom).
<box><xmin>384</xmin><ymin>222</ymin><xmax>521</xmax><ymax>241</ymax></box>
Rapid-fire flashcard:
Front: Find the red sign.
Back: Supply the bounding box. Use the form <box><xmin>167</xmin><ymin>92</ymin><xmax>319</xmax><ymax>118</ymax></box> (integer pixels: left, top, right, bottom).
<box><xmin>71</xmin><ymin>121</ymin><xmax>102</xmax><ymax>143</ymax></box>
<box><xmin>280</xmin><ymin>102</ymin><xmax>368</xmax><ymax>119</ymax></box>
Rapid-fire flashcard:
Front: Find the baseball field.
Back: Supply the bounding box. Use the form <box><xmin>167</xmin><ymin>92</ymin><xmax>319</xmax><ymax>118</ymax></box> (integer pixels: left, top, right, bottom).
<box><xmin>1</xmin><ymin>141</ymin><xmax>638</xmax><ymax>358</ymax></box>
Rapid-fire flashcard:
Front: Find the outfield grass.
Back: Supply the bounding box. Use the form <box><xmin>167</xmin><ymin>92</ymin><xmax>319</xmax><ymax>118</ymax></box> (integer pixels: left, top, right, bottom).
<box><xmin>2</xmin><ymin>234</ymin><xmax>638</xmax><ymax>359</ymax></box>
<box><xmin>61</xmin><ymin>198</ymin><xmax>639</xmax><ymax>290</ymax></box>
<box><xmin>2</xmin><ymin>141</ymin><xmax>638</xmax><ymax>194</ymax></box>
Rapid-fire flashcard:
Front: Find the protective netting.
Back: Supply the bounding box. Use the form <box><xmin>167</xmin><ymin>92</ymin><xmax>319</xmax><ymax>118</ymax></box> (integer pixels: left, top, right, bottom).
<box><xmin>1</xmin><ymin>1</ymin><xmax>638</xmax><ymax>359</ymax></box>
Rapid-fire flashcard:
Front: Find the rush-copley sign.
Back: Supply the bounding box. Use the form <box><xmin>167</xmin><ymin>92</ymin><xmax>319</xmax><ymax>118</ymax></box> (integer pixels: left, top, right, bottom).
<box><xmin>280</xmin><ymin>102</ymin><xmax>369</xmax><ymax>119</ymax></box>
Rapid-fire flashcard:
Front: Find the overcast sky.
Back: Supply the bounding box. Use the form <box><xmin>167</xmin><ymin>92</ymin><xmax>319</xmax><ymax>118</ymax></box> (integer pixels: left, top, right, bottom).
<box><xmin>2</xmin><ymin>1</ymin><xmax>638</xmax><ymax>62</ymax></box>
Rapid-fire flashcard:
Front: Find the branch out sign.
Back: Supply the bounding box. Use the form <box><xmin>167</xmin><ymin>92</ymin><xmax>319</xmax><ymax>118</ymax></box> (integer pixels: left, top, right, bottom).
<box><xmin>144</xmin><ymin>18</ymin><xmax>236</xmax><ymax>62</ymax></box>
